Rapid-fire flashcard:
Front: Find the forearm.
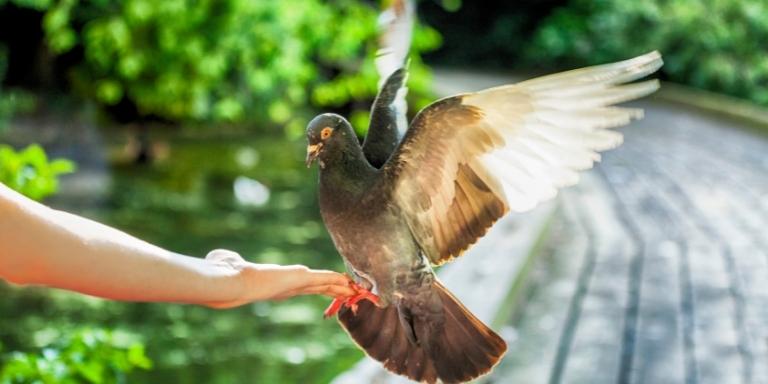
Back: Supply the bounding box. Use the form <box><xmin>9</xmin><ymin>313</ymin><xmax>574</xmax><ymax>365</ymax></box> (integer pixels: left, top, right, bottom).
<box><xmin>0</xmin><ymin>183</ymin><xmax>243</xmax><ymax>306</ymax></box>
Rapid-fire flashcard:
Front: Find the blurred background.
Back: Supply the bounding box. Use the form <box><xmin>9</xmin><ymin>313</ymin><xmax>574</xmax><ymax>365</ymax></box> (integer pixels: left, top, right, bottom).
<box><xmin>1</xmin><ymin>0</ymin><xmax>767</xmax><ymax>383</ymax></box>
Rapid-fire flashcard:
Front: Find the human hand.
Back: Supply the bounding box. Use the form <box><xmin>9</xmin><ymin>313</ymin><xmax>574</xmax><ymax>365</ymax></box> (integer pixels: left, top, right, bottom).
<box><xmin>203</xmin><ymin>249</ymin><xmax>356</xmax><ymax>308</ymax></box>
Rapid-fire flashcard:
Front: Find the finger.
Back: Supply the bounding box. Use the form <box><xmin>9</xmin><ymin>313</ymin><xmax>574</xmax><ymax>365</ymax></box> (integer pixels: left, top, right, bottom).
<box><xmin>270</xmin><ymin>284</ymin><xmax>351</xmax><ymax>301</ymax></box>
<box><xmin>248</xmin><ymin>265</ymin><xmax>355</xmax><ymax>298</ymax></box>
<box><xmin>321</xmin><ymin>284</ymin><xmax>356</xmax><ymax>297</ymax></box>
<box><xmin>269</xmin><ymin>266</ymin><xmax>351</xmax><ymax>289</ymax></box>
<box><xmin>282</xmin><ymin>283</ymin><xmax>355</xmax><ymax>298</ymax></box>
<box><xmin>300</xmin><ymin>284</ymin><xmax>356</xmax><ymax>298</ymax></box>
<box><xmin>299</xmin><ymin>268</ymin><xmax>354</xmax><ymax>287</ymax></box>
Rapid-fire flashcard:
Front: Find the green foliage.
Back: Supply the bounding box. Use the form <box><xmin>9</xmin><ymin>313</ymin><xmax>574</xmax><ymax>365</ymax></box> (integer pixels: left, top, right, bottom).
<box><xmin>18</xmin><ymin>0</ymin><xmax>440</xmax><ymax>133</ymax></box>
<box><xmin>0</xmin><ymin>144</ymin><xmax>76</xmax><ymax>200</ymax></box>
<box><xmin>0</xmin><ymin>328</ymin><xmax>152</xmax><ymax>384</ymax></box>
<box><xmin>528</xmin><ymin>0</ymin><xmax>768</xmax><ymax>104</ymax></box>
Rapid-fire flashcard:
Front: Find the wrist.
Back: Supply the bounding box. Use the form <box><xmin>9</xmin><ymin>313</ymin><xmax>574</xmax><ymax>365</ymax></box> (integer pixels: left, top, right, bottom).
<box><xmin>200</xmin><ymin>250</ymin><xmax>250</xmax><ymax>309</ymax></box>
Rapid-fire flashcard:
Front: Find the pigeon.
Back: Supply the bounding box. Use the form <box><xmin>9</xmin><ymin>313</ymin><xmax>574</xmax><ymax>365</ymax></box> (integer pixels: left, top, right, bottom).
<box><xmin>307</xmin><ymin>4</ymin><xmax>662</xmax><ymax>384</ymax></box>
<box><xmin>306</xmin><ymin>50</ymin><xmax>662</xmax><ymax>383</ymax></box>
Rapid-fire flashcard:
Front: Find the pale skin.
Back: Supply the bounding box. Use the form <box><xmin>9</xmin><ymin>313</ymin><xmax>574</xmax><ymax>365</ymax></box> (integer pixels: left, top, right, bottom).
<box><xmin>0</xmin><ymin>182</ymin><xmax>355</xmax><ymax>309</ymax></box>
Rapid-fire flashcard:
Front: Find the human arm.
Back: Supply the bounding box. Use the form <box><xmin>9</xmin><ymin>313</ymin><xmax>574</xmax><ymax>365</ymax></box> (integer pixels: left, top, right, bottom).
<box><xmin>0</xmin><ymin>182</ymin><xmax>354</xmax><ymax>308</ymax></box>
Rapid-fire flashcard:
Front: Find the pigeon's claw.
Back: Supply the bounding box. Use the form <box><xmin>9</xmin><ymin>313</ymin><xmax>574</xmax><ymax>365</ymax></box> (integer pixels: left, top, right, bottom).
<box><xmin>324</xmin><ymin>297</ymin><xmax>346</xmax><ymax>318</ymax></box>
<box><xmin>323</xmin><ymin>280</ymin><xmax>381</xmax><ymax>318</ymax></box>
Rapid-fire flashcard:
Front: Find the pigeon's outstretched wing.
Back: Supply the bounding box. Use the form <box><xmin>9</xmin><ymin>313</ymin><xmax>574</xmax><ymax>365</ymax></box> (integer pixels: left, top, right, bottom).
<box><xmin>379</xmin><ymin>51</ymin><xmax>663</xmax><ymax>265</ymax></box>
<box><xmin>362</xmin><ymin>0</ymin><xmax>413</xmax><ymax>168</ymax></box>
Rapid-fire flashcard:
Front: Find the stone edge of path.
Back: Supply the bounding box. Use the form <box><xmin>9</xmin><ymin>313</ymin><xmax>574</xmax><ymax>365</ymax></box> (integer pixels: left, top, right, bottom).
<box><xmin>331</xmin><ymin>203</ymin><xmax>558</xmax><ymax>384</ymax></box>
<box><xmin>654</xmin><ymin>81</ymin><xmax>768</xmax><ymax>133</ymax></box>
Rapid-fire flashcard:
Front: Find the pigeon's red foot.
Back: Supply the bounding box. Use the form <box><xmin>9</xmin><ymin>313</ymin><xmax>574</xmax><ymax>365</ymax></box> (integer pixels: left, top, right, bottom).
<box><xmin>324</xmin><ymin>281</ymin><xmax>380</xmax><ymax>318</ymax></box>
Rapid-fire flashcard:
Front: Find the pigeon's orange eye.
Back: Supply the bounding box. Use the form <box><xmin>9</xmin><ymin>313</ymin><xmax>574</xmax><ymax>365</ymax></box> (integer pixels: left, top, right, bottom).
<box><xmin>321</xmin><ymin>127</ymin><xmax>333</xmax><ymax>140</ymax></box>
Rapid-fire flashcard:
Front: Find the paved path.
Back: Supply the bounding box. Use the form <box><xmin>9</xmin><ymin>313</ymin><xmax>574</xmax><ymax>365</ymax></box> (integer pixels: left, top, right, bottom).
<box><xmin>488</xmin><ymin>96</ymin><xmax>768</xmax><ymax>383</ymax></box>
<box><xmin>336</xmin><ymin>70</ymin><xmax>768</xmax><ymax>383</ymax></box>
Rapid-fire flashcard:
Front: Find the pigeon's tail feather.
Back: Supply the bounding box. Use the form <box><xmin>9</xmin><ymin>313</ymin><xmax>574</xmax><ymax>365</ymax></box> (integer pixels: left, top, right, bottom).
<box><xmin>426</xmin><ymin>280</ymin><xmax>508</xmax><ymax>382</ymax></box>
<box><xmin>338</xmin><ymin>297</ymin><xmax>439</xmax><ymax>382</ymax></box>
<box><xmin>338</xmin><ymin>280</ymin><xmax>507</xmax><ymax>383</ymax></box>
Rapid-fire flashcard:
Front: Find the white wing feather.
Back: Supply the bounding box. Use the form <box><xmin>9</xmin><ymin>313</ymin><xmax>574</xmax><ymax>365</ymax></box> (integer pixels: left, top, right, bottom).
<box><xmin>465</xmin><ymin>51</ymin><xmax>663</xmax><ymax>212</ymax></box>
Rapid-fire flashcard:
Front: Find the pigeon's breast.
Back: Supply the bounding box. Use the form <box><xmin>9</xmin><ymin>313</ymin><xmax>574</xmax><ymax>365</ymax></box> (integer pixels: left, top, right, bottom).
<box><xmin>324</xmin><ymin>203</ymin><xmax>420</xmax><ymax>292</ymax></box>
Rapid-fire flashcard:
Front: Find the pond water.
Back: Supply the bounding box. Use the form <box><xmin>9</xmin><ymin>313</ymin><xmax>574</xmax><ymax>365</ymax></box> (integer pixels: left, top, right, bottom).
<box><xmin>0</xmin><ymin>123</ymin><xmax>362</xmax><ymax>383</ymax></box>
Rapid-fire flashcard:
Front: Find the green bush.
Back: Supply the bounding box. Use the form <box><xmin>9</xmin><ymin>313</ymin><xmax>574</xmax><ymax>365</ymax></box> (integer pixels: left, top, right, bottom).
<box><xmin>528</xmin><ymin>0</ymin><xmax>768</xmax><ymax>104</ymax></box>
<box><xmin>0</xmin><ymin>144</ymin><xmax>75</xmax><ymax>200</ymax></box>
<box><xmin>0</xmin><ymin>328</ymin><xmax>152</xmax><ymax>384</ymax></box>
<box><xmin>2</xmin><ymin>0</ymin><xmax>440</xmax><ymax>134</ymax></box>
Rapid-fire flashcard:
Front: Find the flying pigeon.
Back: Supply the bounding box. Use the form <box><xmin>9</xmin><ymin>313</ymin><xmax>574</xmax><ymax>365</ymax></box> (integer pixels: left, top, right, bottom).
<box><xmin>307</xmin><ymin>4</ymin><xmax>664</xmax><ymax>384</ymax></box>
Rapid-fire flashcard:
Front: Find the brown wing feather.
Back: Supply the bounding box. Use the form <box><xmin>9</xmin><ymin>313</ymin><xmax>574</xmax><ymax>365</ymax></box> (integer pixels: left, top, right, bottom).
<box><xmin>440</xmin><ymin>163</ymin><xmax>507</xmax><ymax>263</ymax></box>
<box><xmin>379</xmin><ymin>52</ymin><xmax>662</xmax><ymax>266</ymax></box>
<box><xmin>385</xmin><ymin>96</ymin><xmax>515</xmax><ymax>265</ymax></box>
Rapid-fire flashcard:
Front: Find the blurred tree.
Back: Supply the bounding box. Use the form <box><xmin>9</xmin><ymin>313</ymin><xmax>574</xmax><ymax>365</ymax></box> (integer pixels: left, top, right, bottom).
<box><xmin>0</xmin><ymin>0</ymin><xmax>441</xmax><ymax>137</ymax></box>
<box><xmin>421</xmin><ymin>0</ymin><xmax>768</xmax><ymax>106</ymax></box>
<box><xmin>528</xmin><ymin>0</ymin><xmax>768</xmax><ymax>104</ymax></box>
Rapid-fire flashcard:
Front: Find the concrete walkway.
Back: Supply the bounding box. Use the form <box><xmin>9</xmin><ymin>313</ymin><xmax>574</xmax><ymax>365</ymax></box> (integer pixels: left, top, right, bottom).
<box><xmin>336</xmin><ymin>70</ymin><xmax>768</xmax><ymax>383</ymax></box>
<box><xmin>489</xmin><ymin>96</ymin><xmax>768</xmax><ymax>383</ymax></box>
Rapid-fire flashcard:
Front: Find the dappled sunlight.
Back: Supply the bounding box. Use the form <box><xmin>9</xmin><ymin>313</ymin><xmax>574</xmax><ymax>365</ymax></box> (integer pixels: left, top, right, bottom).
<box><xmin>233</xmin><ymin>176</ymin><xmax>270</xmax><ymax>207</ymax></box>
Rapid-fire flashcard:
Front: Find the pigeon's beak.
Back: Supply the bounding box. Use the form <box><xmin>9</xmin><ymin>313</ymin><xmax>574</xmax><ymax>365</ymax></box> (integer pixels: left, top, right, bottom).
<box><xmin>306</xmin><ymin>143</ymin><xmax>322</xmax><ymax>167</ymax></box>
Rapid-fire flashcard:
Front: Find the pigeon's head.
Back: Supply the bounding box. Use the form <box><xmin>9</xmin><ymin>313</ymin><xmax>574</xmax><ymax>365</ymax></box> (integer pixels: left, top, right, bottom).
<box><xmin>305</xmin><ymin>113</ymin><xmax>354</xmax><ymax>168</ymax></box>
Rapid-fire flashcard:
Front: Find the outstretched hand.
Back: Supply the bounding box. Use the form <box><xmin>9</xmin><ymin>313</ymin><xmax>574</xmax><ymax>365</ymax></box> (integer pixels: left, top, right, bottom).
<box><xmin>204</xmin><ymin>250</ymin><xmax>356</xmax><ymax>308</ymax></box>
<box><xmin>0</xmin><ymin>182</ymin><xmax>356</xmax><ymax>308</ymax></box>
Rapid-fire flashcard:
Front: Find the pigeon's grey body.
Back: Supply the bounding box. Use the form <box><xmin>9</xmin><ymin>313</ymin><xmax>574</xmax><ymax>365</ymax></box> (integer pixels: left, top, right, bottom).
<box><xmin>310</xmin><ymin>111</ymin><xmax>428</xmax><ymax>308</ymax></box>
<box><xmin>319</xmin><ymin>70</ymin><xmax>423</xmax><ymax>306</ymax></box>
<box><xmin>322</xmin><ymin>174</ymin><xmax>431</xmax><ymax>309</ymax></box>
